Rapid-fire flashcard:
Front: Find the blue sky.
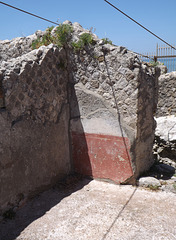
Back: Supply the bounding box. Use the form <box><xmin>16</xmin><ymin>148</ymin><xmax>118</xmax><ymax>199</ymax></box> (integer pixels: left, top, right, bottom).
<box><xmin>0</xmin><ymin>0</ymin><xmax>175</xmax><ymax>54</ymax></box>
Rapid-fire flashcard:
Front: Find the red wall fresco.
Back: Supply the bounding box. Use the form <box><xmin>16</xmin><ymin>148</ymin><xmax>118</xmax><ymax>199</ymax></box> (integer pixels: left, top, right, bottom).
<box><xmin>72</xmin><ymin>132</ymin><xmax>133</xmax><ymax>183</ymax></box>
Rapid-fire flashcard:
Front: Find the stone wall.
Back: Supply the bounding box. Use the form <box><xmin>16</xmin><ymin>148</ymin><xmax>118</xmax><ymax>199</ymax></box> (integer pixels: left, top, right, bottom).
<box><xmin>0</xmin><ymin>45</ymin><xmax>71</xmax><ymax>214</ymax></box>
<box><xmin>67</xmin><ymin>26</ymin><xmax>160</xmax><ymax>182</ymax></box>
<box><xmin>0</xmin><ymin>31</ymin><xmax>42</xmax><ymax>62</ymax></box>
<box><xmin>154</xmin><ymin>115</ymin><xmax>176</xmax><ymax>161</ymax></box>
<box><xmin>156</xmin><ymin>71</ymin><xmax>176</xmax><ymax>117</ymax></box>
<box><xmin>0</xmin><ymin>21</ymin><xmax>160</xmax><ymax>214</ymax></box>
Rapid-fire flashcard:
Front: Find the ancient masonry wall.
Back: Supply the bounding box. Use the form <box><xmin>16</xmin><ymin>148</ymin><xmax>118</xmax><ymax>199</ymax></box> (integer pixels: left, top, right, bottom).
<box><xmin>156</xmin><ymin>71</ymin><xmax>176</xmax><ymax>117</ymax></box>
<box><xmin>0</xmin><ymin>22</ymin><xmax>160</xmax><ymax>214</ymax></box>
<box><xmin>0</xmin><ymin>30</ymin><xmax>42</xmax><ymax>62</ymax></box>
<box><xmin>68</xmin><ymin>35</ymin><xmax>159</xmax><ymax>182</ymax></box>
<box><xmin>0</xmin><ymin>45</ymin><xmax>71</xmax><ymax>214</ymax></box>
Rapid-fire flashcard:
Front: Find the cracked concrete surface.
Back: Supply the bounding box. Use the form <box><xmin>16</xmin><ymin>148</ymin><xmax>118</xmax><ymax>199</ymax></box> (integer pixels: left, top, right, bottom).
<box><xmin>0</xmin><ymin>179</ymin><xmax>176</xmax><ymax>240</ymax></box>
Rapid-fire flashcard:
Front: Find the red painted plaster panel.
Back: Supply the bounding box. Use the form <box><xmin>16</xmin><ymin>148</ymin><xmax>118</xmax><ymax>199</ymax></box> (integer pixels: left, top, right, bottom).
<box><xmin>71</xmin><ymin>132</ymin><xmax>133</xmax><ymax>183</ymax></box>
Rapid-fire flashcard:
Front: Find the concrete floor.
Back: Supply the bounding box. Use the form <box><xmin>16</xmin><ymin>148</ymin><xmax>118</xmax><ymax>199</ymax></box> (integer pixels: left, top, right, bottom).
<box><xmin>0</xmin><ymin>179</ymin><xmax>176</xmax><ymax>240</ymax></box>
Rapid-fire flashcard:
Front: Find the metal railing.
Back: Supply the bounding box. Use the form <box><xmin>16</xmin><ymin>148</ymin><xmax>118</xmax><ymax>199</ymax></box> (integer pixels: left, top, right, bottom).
<box><xmin>141</xmin><ymin>44</ymin><xmax>176</xmax><ymax>72</ymax></box>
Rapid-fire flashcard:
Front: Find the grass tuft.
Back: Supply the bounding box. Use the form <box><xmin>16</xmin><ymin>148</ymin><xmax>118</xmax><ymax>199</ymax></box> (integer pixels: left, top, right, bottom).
<box><xmin>32</xmin><ymin>24</ymin><xmax>73</xmax><ymax>49</ymax></box>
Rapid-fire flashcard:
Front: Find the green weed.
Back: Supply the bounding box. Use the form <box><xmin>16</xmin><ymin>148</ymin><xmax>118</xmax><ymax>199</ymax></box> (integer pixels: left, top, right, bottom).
<box><xmin>31</xmin><ymin>24</ymin><xmax>73</xmax><ymax>49</ymax></box>
<box><xmin>72</xmin><ymin>33</ymin><xmax>95</xmax><ymax>51</ymax></box>
<box><xmin>148</xmin><ymin>61</ymin><xmax>164</xmax><ymax>67</ymax></box>
<box><xmin>79</xmin><ymin>33</ymin><xmax>94</xmax><ymax>45</ymax></box>
<box><xmin>31</xmin><ymin>26</ymin><xmax>54</xmax><ymax>49</ymax></box>
<box><xmin>72</xmin><ymin>41</ymin><xmax>84</xmax><ymax>51</ymax></box>
<box><xmin>102</xmin><ymin>38</ymin><xmax>113</xmax><ymax>45</ymax></box>
<box><xmin>147</xmin><ymin>184</ymin><xmax>160</xmax><ymax>191</ymax></box>
<box><xmin>54</xmin><ymin>24</ymin><xmax>73</xmax><ymax>47</ymax></box>
<box><xmin>31</xmin><ymin>37</ymin><xmax>43</xmax><ymax>50</ymax></box>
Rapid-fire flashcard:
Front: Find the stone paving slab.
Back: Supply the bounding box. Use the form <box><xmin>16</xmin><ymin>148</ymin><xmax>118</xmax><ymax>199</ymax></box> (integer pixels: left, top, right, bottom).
<box><xmin>0</xmin><ymin>179</ymin><xmax>176</xmax><ymax>240</ymax></box>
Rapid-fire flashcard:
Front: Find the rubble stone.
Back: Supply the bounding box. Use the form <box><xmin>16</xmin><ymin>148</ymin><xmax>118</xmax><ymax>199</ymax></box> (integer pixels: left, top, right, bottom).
<box><xmin>138</xmin><ymin>177</ymin><xmax>161</xmax><ymax>187</ymax></box>
<box><xmin>156</xmin><ymin>72</ymin><xmax>176</xmax><ymax>116</ymax></box>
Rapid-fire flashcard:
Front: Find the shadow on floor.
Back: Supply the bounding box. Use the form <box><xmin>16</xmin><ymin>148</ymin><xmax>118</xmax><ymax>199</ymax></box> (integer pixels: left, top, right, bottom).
<box><xmin>0</xmin><ymin>175</ymin><xmax>91</xmax><ymax>240</ymax></box>
<box><xmin>142</xmin><ymin>162</ymin><xmax>175</xmax><ymax>180</ymax></box>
